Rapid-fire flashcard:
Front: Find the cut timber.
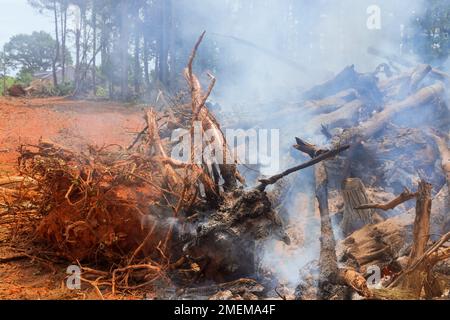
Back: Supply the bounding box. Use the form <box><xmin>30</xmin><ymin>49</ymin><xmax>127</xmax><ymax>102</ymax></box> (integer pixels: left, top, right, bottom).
<box><xmin>429</xmin><ymin>131</ymin><xmax>450</xmax><ymax>192</ymax></box>
<box><xmin>338</xmin><ymin>183</ymin><xmax>448</xmax><ymax>274</ymax></box>
<box><xmin>335</xmin><ymin>82</ymin><xmax>445</xmax><ymax>182</ymax></box>
<box><xmin>309</xmin><ymin>100</ymin><xmax>364</xmax><ymax>130</ymax></box>
<box><xmin>303</xmin><ymin>89</ymin><xmax>358</xmax><ymax>115</ymax></box>
<box><xmin>389</xmin><ymin>232</ymin><xmax>450</xmax><ymax>297</ymax></box>
<box><xmin>359</xmin><ymin>82</ymin><xmax>445</xmax><ymax>139</ymax></box>
<box><xmin>340</xmin><ymin>178</ymin><xmax>378</xmax><ymax>236</ymax></box>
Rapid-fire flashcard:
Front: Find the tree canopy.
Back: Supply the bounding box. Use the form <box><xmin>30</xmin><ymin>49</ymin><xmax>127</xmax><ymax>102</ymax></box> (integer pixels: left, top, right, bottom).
<box><xmin>4</xmin><ymin>31</ymin><xmax>71</xmax><ymax>74</ymax></box>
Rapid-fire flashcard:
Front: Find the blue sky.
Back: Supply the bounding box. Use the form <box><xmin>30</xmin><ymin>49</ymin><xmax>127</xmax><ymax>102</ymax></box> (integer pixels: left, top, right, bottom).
<box><xmin>0</xmin><ymin>0</ymin><xmax>53</xmax><ymax>48</ymax></box>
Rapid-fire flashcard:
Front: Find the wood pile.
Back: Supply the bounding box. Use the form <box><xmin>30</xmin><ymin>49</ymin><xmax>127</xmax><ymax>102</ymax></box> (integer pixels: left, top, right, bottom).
<box><xmin>1</xmin><ymin>35</ymin><xmax>449</xmax><ymax>300</ymax></box>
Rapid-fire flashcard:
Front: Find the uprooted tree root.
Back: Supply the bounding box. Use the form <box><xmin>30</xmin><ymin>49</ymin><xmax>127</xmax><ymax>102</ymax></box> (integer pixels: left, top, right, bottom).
<box><xmin>1</xmin><ymin>33</ymin><xmax>284</xmax><ymax>298</ymax></box>
<box><xmin>9</xmin><ymin>141</ymin><xmax>191</xmax><ymax>294</ymax></box>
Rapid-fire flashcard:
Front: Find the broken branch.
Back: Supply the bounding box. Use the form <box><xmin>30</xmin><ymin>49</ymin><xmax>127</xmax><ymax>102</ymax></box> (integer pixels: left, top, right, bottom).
<box><xmin>355</xmin><ymin>187</ymin><xmax>417</xmax><ymax>211</ymax></box>
<box><xmin>256</xmin><ymin>144</ymin><xmax>350</xmax><ymax>191</ymax></box>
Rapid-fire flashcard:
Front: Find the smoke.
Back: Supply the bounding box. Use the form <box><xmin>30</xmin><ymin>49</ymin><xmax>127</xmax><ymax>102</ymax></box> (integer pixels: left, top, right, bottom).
<box><xmin>179</xmin><ymin>0</ymin><xmax>425</xmax><ymax>106</ymax></box>
<box><xmin>175</xmin><ymin>0</ymin><xmax>432</xmax><ymax>288</ymax></box>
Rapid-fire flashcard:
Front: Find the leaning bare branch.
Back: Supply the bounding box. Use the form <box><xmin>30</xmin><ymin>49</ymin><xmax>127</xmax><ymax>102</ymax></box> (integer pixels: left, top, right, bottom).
<box><xmin>355</xmin><ymin>187</ymin><xmax>417</xmax><ymax>211</ymax></box>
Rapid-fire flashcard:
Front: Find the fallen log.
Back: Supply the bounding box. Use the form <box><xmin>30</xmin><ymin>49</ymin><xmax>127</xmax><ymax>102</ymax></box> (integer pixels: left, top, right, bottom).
<box><xmin>292</xmin><ymin>138</ymin><xmax>371</xmax><ymax>299</ymax></box>
<box><xmin>303</xmin><ymin>65</ymin><xmax>382</xmax><ymax>105</ymax></box>
<box><xmin>359</xmin><ymin>82</ymin><xmax>445</xmax><ymax>139</ymax></box>
<box><xmin>428</xmin><ymin>130</ymin><xmax>450</xmax><ymax>192</ymax></box>
<box><xmin>409</xmin><ymin>64</ymin><xmax>432</xmax><ymax>93</ymax></box>
<box><xmin>303</xmin><ymin>89</ymin><xmax>359</xmax><ymax>115</ymax></box>
<box><xmin>368</xmin><ymin>46</ymin><xmax>450</xmax><ymax>83</ymax></box>
<box><xmin>308</xmin><ymin>100</ymin><xmax>364</xmax><ymax>130</ymax></box>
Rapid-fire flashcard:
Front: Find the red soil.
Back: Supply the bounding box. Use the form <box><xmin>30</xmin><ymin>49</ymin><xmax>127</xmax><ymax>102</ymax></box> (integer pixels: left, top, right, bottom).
<box><xmin>0</xmin><ymin>97</ymin><xmax>150</xmax><ymax>300</ymax></box>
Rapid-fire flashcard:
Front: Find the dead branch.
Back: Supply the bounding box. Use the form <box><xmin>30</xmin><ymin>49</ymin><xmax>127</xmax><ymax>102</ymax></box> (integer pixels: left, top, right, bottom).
<box><xmin>355</xmin><ymin>187</ymin><xmax>417</xmax><ymax>211</ymax></box>
<box><xmin>256</xmin><ymin>144</ymin><xmax>350</xmax><ymax>191</ymax></box>
<box><xmin>389</xmin><ymin>231</ymin><xmax>450</xmax><ymax>289</ymax></box>
<box><xmin>184</xmin><ymin>31</ymin><xmax>242</xmax><ymax>191</ymax></box>
<box><xmin>293</xmin><ymin>137</ymin><xmax>329</xmax><ymax>158</ymax></box>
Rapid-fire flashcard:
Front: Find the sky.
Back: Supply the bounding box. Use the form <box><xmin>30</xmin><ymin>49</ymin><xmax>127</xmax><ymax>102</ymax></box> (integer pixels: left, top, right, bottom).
<box><xmin>0</xmin><ymin>0</ymin><xmax>53</xmax><ymax>48</ymax></box>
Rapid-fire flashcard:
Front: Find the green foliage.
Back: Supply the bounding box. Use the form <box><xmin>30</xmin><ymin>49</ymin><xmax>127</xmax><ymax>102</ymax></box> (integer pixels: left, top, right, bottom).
<box><xmin>4</xmin><ymin>31</ymin><xmax>72</xmax><ymax>75</ymax></box>
<box><xmin>4</xmin><ymin>31</ymin><xmax>56</xmax><ymax>73</ymax></box>
<box><xmin>0</xmin><ymin>76</ymin><xmax>15</xmax><ymax>96</ymax></box>
<box><xmin>95</xmin><ymin>86</ymin><xmax>108</xmax><ymax>98</ymax></box>
<box><xmin>16</xmin><ymin>71</ymin><xmax>33</xmax><ymax>87</ymax></box>
<box><xmin>56</xmin><ymin>82</ymin><xmax>74</xmax><ymax>96</ymax></box>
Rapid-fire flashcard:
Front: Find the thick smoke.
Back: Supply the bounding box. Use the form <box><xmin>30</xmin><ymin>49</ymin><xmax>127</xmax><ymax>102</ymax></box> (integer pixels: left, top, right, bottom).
<box><xmin>179</xmin><ymin>1</ymin><xmax>429</xmax><ymax>286</ymax></box>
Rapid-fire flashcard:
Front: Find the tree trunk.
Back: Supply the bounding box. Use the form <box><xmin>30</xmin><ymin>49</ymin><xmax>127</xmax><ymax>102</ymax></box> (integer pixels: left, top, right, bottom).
<box><xmin>75</xmin><ymin>10</ymin><xmax>81</xmax><ymax>89</ymax></box>
<box><xmin>143</xmin><ymin>34</ymin><xmax>150</xmax><ymax>90</ymax></box>
<box><xmin>157</xmin><ymin>0</ymin><xmax>171</xmax><ymax>88</ymax></box>
<box><xmin>134</xmin><ymin>25</ymin><xmax>141</xmax><ymax>95</ymax></box>
<box><xmin>120</xmin><ymin>1</ymin><xmax>130</xmax><ymax>100</ymax></box>
<box><xmin>315</xmin><ymin>163</ymin><xmax>340</xmax><ymax>299</ymax></box>
<box><xmin>52</xmin><ymin>0</ymin><xmax>60</xmax><ymax>88</ymax></box>
<box><xmin>92</xmin><ymin>5</ymin><xmax>97</xmax><ymax>95</ymax></box>
<box><xmin>61</xmin><ymin>3</ymin><xmax>67</xmax><ymax>83</ymax></box>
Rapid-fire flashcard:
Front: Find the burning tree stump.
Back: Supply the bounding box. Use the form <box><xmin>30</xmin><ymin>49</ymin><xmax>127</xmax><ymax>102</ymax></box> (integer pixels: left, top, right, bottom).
<box><xmin>340</xmin><ymin>178</ymin><xmax>381</xmax><ymax>235</ymax></box>
<box><xmin>184</xmin><ymin>189</ymin><xmax>290</xmax><ymax>282</ymax></box>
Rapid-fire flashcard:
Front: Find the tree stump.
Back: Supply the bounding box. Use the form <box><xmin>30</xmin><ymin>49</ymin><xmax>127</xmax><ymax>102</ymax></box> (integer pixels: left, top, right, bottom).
<box><xmin>340</xmin><ymin>178</ymin><xmax>378</xmax><ymax>235</ymax></box>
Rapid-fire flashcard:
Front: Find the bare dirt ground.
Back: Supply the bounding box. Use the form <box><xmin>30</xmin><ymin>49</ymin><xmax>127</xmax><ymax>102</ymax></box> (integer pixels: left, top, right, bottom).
<box><xmin>0</xmin><ymin>97</ymin><xmax>147</xmax><ymax>300</ymax></box>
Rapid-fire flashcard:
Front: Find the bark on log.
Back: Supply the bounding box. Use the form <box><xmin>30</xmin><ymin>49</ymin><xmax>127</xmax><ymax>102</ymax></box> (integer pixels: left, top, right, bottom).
<box><xmin>409</xmin><ymin>64</ymin><xmax>432</xmax><ymax>93</ymax></box>
<box><xmin>359</xmin><ymin>82</ymin><xmax>445</xmax><ymax>139</ymax></box>
<box><xmin>184</xmin><ymin>32</ymin><xmax>242</xmax><ymax>191</ymax></box>
<box><xmin>315</xmin><ymin>162</ymin><xmax>339</xmax><ymax>299</ymax></box>
<box><xmin>337</xmin><ymin>268</ymin><xmax>373</xmax><ymax>298</ymax></box>
<box><xmin>389</xmin><ymin>180</ymin><xmax>434</xmax><ymax>297</ymax></box>
<box><xmin>309</xmin><ymin>100</ymin><xmax>364</xmax><ymax>130</ymax></box>
<box><xmin>340</xmin><ymin>178</ymin><xmax>378</xmax><ymax>236</ymax></box>
<box><xmin>303</xmin><ymin>89</ymin><xmax>358</xmax><ymax>115</ymax></box>
<box><xmin>429</xmin><ymin>131</ymin><xmax>450</xmax><ymax>192</ymax></box>
<box><xmin>303</xmin><ymin>65</ymin><xmax>381</xmax><ymax>105</ymax></box>
<box><xmin>292</xmin><ymin>139</ymin><xmax>371</xmax><ymax>299</ymax></box>
<box><xmin>409</xmin><ymin>181</ymin><xmax>433</xmax><ymax>265</ymax></box>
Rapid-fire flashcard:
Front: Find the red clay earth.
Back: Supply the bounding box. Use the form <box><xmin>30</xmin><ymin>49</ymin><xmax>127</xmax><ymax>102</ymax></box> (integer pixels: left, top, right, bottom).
<box><xmin>0</xmin><ymin>97</ymin><xmax>148</xmax><ymax>300</ymax></box>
